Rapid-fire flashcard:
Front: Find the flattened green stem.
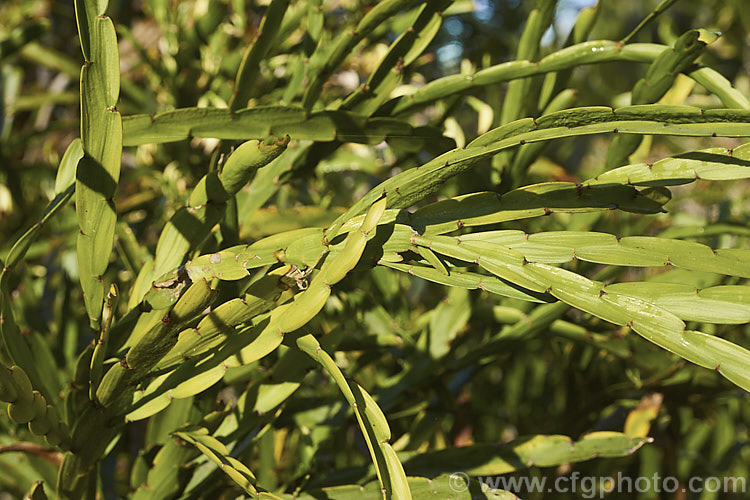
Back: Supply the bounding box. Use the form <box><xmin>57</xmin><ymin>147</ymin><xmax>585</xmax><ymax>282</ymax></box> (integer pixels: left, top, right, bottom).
<box><xmin>379</xmin><ymin>261</ymin><xmax>550</xmax><ymax>303</ymax></box>
<box><xmin>212</xmin><ymin>198</ymin><xmax>387</xmax><ymax>370</ymax></box>
<box><xmin>377</xmin><ymin>41</ymin><xmax>667</xmax><ymax>116</ymax></box>
<box><xmin>96</xmin><ymin>280</ymin><xmax>217</xmax><ymax>414</ymax></box>
<box><xmin>401</xmin><ymin>432</ymin><xmax>651</xmax><ymax>477</ymax></box>
<box><xmin>239</xmin><ymin>196</ymin><xmax>386</xmax><ymax>343</ymax></box>
<box><xmin>227</xmin><ymin>142</ymin><xmax>749</xmax><ymax>282</ymax></box>
<box><xmin>219</xmin><ymin>137</ymin><xmax>291</xmax><ymax>196</ymax></box>
<box><xmin>297</xmin><ymin>334</ymin><xmax>410</xmax><ymax>500</ymax></box>
<box><xmin>327</xmin><ymin>105</ymin><xmax>750</xmax><ymax>237</ymax></box>
<box><xmin>75</xmin><ymin>9</ymin><xmax>122</xmax><ymax>330</ymax></box>
<box><xmin>408</xmin><ymin>232</ymin><xmax>750</xmax><ymax>392</ymax></box>
<box><xmin>456</xmin><ymin>267</ymin><xmax>625</xmax><ymax>370</ymax></box>
<box><xmin>121</xmin><ymin>107</ymin><xmax>423</xmax><ymax>146</ymax></box>
<box><xmin>690</xmin><ymin>67</ymin><xmax>750</xmax><ymax>110</ymax></box>
<box><xmin>124</xmin><ymin>267</ymin><xmax>304</xmax><ymax>420</ymax></box>
<box><xmin>174</xmin><ymin>428</ymin><xmax>261</xmax><ymax>495</ymax></box>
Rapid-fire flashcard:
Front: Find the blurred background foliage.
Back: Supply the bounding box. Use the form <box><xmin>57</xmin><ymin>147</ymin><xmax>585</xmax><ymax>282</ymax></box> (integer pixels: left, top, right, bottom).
<box><xmin>1</xmin><ymin>0</ymin><xmax>749</xmax><ymax>498</ymax></box>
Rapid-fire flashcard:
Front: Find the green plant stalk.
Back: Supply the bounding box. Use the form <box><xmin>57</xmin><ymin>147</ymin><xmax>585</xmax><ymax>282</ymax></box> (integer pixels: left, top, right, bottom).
<box><xmin>75</xmin><ymin>1</ymin><xmax>122</xmax><ymax>330</ymax></box>
<box><xmin>621</xmin><ymin>0</ymin><xmax>682</xmax><ymax>44</ymax></box>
